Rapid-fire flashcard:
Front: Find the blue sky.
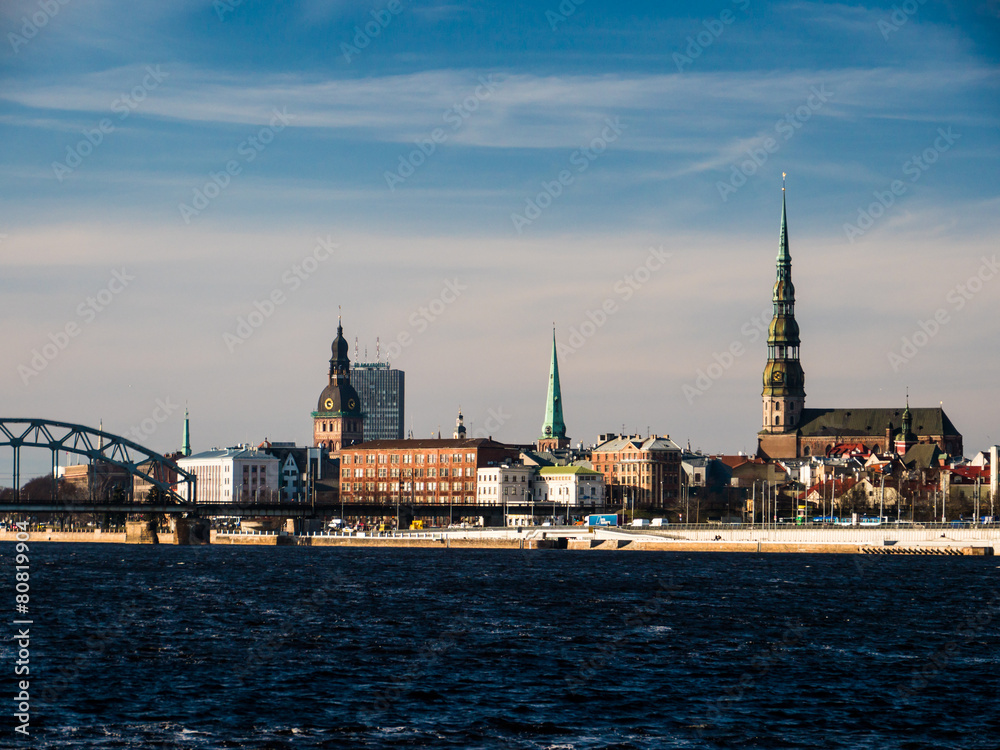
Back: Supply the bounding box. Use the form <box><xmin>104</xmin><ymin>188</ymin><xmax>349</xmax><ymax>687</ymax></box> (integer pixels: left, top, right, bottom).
<box><xmin>2</xmin><ymin>0</ymin><xmax>999</xmax><ymax>478</ymax></box>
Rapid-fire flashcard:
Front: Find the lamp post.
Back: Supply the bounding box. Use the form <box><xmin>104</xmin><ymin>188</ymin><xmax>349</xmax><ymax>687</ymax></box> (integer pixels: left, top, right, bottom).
<box><xmin>880</xmin><ymin>473</ymin><xmax>885</xmax><ymax>524</ymax></box>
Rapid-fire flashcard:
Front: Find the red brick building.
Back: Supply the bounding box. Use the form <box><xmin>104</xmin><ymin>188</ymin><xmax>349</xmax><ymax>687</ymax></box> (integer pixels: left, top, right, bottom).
<box><xmin>339</xmin><ymin>438</ymin><xmax>520</xmax><ymax>506</ymax></box>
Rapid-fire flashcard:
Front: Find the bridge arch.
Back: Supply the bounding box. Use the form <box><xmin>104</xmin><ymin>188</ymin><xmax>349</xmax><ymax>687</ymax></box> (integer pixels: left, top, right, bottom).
<box><xmin>0</xmin><ymin>418</ymin><xmax>195</xmax><ymax>504</ymax></box>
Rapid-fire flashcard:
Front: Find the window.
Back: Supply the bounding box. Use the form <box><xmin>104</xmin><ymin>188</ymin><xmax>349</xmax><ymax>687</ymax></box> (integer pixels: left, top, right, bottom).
<box><xmin>440</xmin><ymin>454</ymin><xmax>449</xmax><ymax>464</ymax></box>
<box><xmin>466</xmin><ymin>453</ymin><xmax>475</xmax><ymax>462</ymax></box>
<box><xmin>428</xmin><ymin>454</ymin><xmax>437</xmax><ymax>463</ymax></box>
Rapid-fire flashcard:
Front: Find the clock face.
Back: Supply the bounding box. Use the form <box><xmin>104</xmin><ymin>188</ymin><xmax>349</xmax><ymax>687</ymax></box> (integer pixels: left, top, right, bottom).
<box><xmin>347</xmin><ymin>399</ymin><xmax>356</xmax><ymax>410</ymax></box>
<box><xmin>324</xmin><ymin>398</ymin><xmax>334</xmax><ymax>410</ymax></box>
<box><xmin>772</xmin><ymin>370</ymin><xmax>784</xmax><ymax>384</ymax></box>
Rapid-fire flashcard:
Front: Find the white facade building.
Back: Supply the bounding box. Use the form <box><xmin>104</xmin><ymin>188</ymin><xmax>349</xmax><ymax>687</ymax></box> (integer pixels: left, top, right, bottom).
<box><xmin>532</xmin><ymin>466</ymin><xmax>605</xmax><ymax>508</ymax></box>
<box><xmin>177</xmin><ymin>445</ymin><xmax>279</xmax><ymax>503</ymax></box>
<box><xmin>476</xmin><ymin>464</ymin><xmax>534</xmax><ymax>506</ymax></box>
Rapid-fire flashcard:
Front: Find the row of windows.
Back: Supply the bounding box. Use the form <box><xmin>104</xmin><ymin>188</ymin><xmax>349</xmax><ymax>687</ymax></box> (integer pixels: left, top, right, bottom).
<box><xmin>345</xmin><ymin>452</ymin><xmax>477</xmax><ymax>465</ymax></box>
<box><xmin>343</xmin><ymin>467</ymin><xmax>478</xmax><ymax>479</ymax></box>
<box><xmin>342</xmin><ymin>481</ymin><xmax>475</xmax><ymax>492</ymax></box>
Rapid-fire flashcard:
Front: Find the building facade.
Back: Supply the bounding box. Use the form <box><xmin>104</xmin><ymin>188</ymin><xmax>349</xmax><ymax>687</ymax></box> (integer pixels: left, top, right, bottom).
<box><xmin>352</xmin><ymin>362</ymin><xmax>404</xmax><ymax>441</ymax></box>
<box><xmin>313</xmin><ymin>318</ymin><xmax>365</xmax><ymax>454</ymax></box>
<box><xmin>591</xmin><ymin>434</ymin><xmax>682</xmax><ymax>509</ymax></box>
<box><xmin>339</xmin><ymin>438</ymin><xmax>521</xmax><ymax>506</ymax></box>
<box><xmin>532</xmin><ymin>466</ymin><xmax>605</xmax><ymax>508</ymax></box>
<box><xmin>176</xmin><ymin>446</ymin><xmax>279</xmax><ymax>503</ymax></box>
<box><xmin>756</xmin><ymin>181</ymin><xmax>963</xmax><ymax>459</ymax></box>
<box><xmin>476</xmin><ymin>463</ymin><xmax>534</xmax><ymax>506</ymax></box>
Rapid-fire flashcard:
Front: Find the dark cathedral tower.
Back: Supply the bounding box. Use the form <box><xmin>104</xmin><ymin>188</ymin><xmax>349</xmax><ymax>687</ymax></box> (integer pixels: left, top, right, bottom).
<box><xmin>761</xmin><ymin>175</ymin><xmax>806</xmax><ymax>436</ymax></box>
<box><xmin>312</xmin><ymin>316</ymin><xmax>364</xmax><ymax>454</ymax></box>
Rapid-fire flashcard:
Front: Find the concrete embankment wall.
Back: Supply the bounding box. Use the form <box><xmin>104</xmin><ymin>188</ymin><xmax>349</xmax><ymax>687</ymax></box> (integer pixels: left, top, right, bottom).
<box><xmin>568</xmin><ymin>538</ymin><xmax>857</xmax><ymax>554</ymax></box>
<box><xmin>651</xmin><ymin>527</ymin><xmax>1000</xmax><ymax>544</ymax></box>
<box><xmin>1</xmin><ymin>530</ymin><xmax>994</xmax><ymax>555</ymax></box>
<box><xmin>0</xmin><ymin>530</ymin><xmax>174</xmax><ymax>544</ymax></box>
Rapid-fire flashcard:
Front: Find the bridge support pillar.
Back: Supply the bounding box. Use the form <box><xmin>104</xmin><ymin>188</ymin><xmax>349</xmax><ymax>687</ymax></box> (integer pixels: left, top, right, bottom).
<box><xmin>125</xmin><ymin>520</ymin><xmax>159</xmax><ymax>544</ymax></box>
<box><xmin>173</xmin><ymin>518</ymin><xmax>211</xmax><ymax>545</ymax></box>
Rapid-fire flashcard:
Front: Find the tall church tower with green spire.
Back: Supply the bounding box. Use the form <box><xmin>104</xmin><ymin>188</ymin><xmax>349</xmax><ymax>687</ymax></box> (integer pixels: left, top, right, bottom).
<box><xmin>761</xmin><ymin>175</ymin><xmax>806</xmax><ymax>439</ymax></box>
<box><xmin>538</xmin><ymin>329</ymin><xmax>570</xmax><ymax>452</ymax></box>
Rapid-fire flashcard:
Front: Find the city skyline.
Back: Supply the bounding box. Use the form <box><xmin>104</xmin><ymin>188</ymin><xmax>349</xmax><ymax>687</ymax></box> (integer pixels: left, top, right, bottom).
<box><xmin>2</xmin><ymin>1</ymin><xmax>999</xmax><ymax>476</ymax></box>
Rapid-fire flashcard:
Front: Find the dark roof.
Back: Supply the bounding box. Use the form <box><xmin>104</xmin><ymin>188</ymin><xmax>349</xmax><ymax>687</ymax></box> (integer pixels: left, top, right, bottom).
<box><xmin>343</xmin><ymin>438</ymin><xmax>517</xmax><ymax>450</ymax></box>
<box><xmin>902</xmin><ymin>444</ymin><xmax>944</xmax><ymax>469</ymax></box>
<box><xmin>797</xmin><ymin>407</ymin><xmax>959</xmax><ymax>439</ymax></box>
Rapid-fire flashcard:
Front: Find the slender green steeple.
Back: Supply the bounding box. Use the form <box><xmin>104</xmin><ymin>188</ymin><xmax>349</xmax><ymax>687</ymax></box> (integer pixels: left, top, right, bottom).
<box><xmin>778</xmin><ymin>174</ymin><xmax>791</xmax><ymax>264</ymax></box>
<box><xmin>181</xmin><ymin>407</ymin><xmax>191</xmax><ymax>457</ymax></box>
<box><xmin>762</xmin><ymin>174</ymin><xmax>806</xmax><ymax>433</ymax></box>
<box><xmin>540</xmin><ymin>329</ymin><xmax>567</xmax><ymax>441</ymax></box>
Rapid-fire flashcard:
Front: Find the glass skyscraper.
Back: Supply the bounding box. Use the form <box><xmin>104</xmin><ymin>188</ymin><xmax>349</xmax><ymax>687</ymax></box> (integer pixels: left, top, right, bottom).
<box><xmin>351</xmin><ymin>362</ymin><xmax>405</xmax><ymax>440</ymax></box>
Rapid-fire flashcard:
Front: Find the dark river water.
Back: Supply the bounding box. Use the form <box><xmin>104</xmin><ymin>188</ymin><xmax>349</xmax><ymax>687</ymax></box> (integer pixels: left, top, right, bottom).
<box><xmin>3</xmin><ymin>543</ymin><xmax>999</xmax><ymax>749</ymax></box>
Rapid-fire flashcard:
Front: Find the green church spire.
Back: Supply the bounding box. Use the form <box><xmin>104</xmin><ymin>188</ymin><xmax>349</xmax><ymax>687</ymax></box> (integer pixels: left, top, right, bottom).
<box><xmin>778</xmin><ymin>172</ymin><xmax>791</xmax><ymax>264</ymax></box>
<box><xmin>761</xmin><ymin>175</ymin><xmax>806</xmax><ymax>434</ymax></box>
<box><xmin>540</xmin><ymin>329</ymin><xmax>567</xmax><ymax>441</ymax></box>
<box><xmin>181</xmin><ymin>407</ymin><xmax>191</xmax><ymax>457</ymax></box>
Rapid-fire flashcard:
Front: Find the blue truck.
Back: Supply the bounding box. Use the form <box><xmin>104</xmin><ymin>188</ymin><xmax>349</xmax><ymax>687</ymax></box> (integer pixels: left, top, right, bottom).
<box><xmin>585</xmin><ymin>513</ymin><xmax>620</xmax><ymax>527</ymax></box>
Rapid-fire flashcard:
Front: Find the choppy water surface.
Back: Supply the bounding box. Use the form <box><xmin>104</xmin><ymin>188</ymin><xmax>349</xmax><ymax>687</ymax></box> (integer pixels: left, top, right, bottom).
<box><xmin>4</xmin><ymin>544</ymin><xmax>999</xmax><ymax>749</ymax></box>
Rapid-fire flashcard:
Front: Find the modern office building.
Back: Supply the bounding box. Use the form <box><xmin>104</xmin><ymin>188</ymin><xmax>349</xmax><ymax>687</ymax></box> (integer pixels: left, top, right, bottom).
<box><xmin>352</xmin><ymin>361</ymin><xmax>405</xmax><ymax>441</ymax></box>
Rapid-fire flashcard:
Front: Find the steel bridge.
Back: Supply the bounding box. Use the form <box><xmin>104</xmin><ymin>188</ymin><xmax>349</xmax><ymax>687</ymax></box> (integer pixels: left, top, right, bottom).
<box><xmin>0</xmin><ymin>418</ymin><xmax>196</xmax><ymax>505</ymax></box>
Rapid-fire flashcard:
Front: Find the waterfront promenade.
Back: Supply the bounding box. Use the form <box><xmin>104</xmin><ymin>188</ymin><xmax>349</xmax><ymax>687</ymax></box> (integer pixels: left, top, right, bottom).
<box><xmin>2</xmin><ymin>525</ymin><xmax>997</xmax><ymax>554</ymax></box>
